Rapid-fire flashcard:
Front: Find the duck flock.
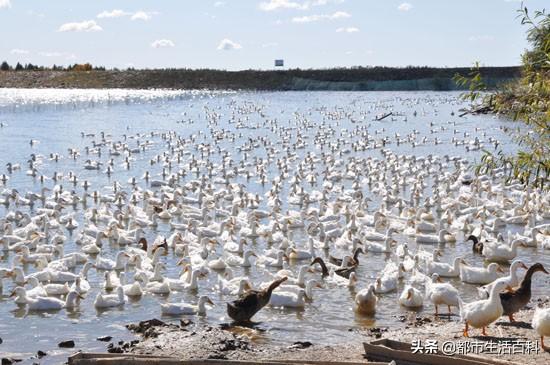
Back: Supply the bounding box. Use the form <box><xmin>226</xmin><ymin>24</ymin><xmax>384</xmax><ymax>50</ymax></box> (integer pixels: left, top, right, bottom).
<box><xmin>0</xmin><ymin>92</ymin><xmax>550</xmax><ymax>352</ymax></box>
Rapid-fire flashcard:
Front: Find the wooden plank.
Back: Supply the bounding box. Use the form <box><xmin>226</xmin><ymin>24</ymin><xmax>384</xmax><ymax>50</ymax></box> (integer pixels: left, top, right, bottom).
<box><xmin>69</xmin><ymin>353</ymin><xmax>388</xmax><ymax>365</ymax></box>
<box><xmin>363</xmin><ymin>339</ymin><xmax>522</xmax><ymax>365</ymax></box>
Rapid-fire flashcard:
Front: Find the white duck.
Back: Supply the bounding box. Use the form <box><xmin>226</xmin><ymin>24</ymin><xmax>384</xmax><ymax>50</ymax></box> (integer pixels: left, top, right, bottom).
<box><xmin>459</xmin><ymin>279</ymin><xmax>512</xmax><ymax>337</ymax></box>
<box><xmin>161</xmin><ymin>296</ymin><xmax>214</xmax><ymax>316</ymax></box>
<box><xmin>459</xmin><ymin>262</ymin><xmax>503</xmax><ymax>285</ymax></box>
<box><xmin>11</xmin><ymin>287</ymin><xmax>81</xmax><ymax>310</ymax></box>
<box><xmin>269</xmin><ymin>289</ymin><xmax>308</xmax><ymax>308</ymax></box>
<box><xmin>94</xmin><ymin>286</ymin><xmax>127</xmax><ymax>308</ymax></box>
<box><xmin>482</xmin><ymin>239</ymin><xmax>526</xmax><ymax>262</ymax></box>
<box><xmin>428</xmin><ymin>252</ymin><xmax>465</xmax><ymax>278</ymax></box>
<box><xmin>426</xmin><ymin>273</ymin><xmax>460</xmax><ymax>315</ymax></box>
<box><xmin>532</xmin><ymin>306</ymin><xmax>550</xmax><ymax>350</ymax></box>
<box><xmin>477</xmin><ymin>260</ymin><xmax>528</xmax><ymax>298</ymax></box>
<box><xmin>398</xmin><ymin>285</ymin><xmax>424</xmax><ymax>308</ymax></box>
<box><xmin>355</xmin><ymin>284</ymin><xmax>377</xmax><ymax>315</ymax></box>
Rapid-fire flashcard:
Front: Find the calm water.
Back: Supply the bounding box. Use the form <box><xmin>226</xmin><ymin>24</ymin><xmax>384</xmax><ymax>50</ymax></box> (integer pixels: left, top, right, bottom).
<box><xmin>0</xmin><ymin>89</ymin><xmax>548</xmax><ymax>364</ymax></box>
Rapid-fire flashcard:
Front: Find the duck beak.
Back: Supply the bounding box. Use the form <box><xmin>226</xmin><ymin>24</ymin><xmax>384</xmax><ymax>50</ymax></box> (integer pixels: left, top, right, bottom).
<box><xmin>406</xmin><ymin>291</ymin><xmax>412</xmax><ymax>300</ymax></box>
<box><xmin>307</xmin><ymin>268</ymin><xmax>315</xmax><ymax>273</ymax></box>
<box><xmin>207</xmin><ymin>298</ymin><xmax>215</xmax><ymax>306</ymax></box>
<box><xmin>436</xmin><ymin>277</ymin><xmax>443</xmax><ymax>283</ymax></box>
<box><xmin>78</xmin><ymin>294</ymin><xmax>85</xmax><ymax>300</ymax></box>
<box><xmin>541</xmin><ymin>266</ymin><xmax>549</xmax><ymax>275</ymax></box>
<box><xmin>497</xmin><ymin>266</ymin><xmax>505</xmax><ymax>273</ymax></box>
<box><xmin>520</xmin><ymin>263</ymin><xmax>528</xmax><ymax>270</ymax></box>
<box><xmin>9</xmin><ymin>290</ymin><xmax>16</xmax><ymax>298</ymax></box>
<box><xmin>176</xmin><ymin>259</ymin><xmax>185</xmax><ymax>266</ymax></box>
<box><xmin>251</xmin><ymin>252</ymin><xmax>258</xmax><ymax>258</ymax></box>
<box><xmin>505</xmin><ymin>285</ymin><xmax>513</xmax><ymax>292</ymax></box>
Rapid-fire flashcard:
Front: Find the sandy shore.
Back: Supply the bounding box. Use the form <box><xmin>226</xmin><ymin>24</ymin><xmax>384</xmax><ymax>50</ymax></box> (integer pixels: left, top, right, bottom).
<box><xmin>120</xmin><ymin>301</ymin><xmax>550</xmax><ymax>364</ymax></box>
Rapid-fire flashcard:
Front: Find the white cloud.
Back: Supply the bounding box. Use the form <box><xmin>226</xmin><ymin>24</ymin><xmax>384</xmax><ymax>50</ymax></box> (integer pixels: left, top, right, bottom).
<box><xmin>38</xmin><ymin>51</ymin><xmax>77</xmax><ymax>60</ymax></box>
<box><xmin>97</xmin><ymin>9</ymin><xmax>130</xmax><ymax>19</ymax></box>
<box><xmin>292</xmin><ymin>11</ymin><xmax>350</xmax><ymax>23</ymax></box>
<box><xmin>468</xmin><ymin>35</ymin><xmax>495</xmax><ymax>42</ymax></box>
<box><xmin>397</xmin><ymin>3</ymin><xmax>413</xmax><ymax>12</ymax></box>
<box><xmin>214</xmin><ymin>1</ymin><xmax>225</xmax><ymax>7</ymax></box>
<box><xmin>10</xmin><ymin>49</ymin><xmax>30</xmax><ymax>55</ymax></box>
<box><xmin>259</xmin><ymin>0</ymin><xmax>344</xmax><ymax>11</ymax></box>
<box><xmin>151</xmin><ymin>39</ymin><xmax>175</xmax><ymax>48</ymax></box>
<box><xmin>336</xmin><ymin>26</ymin><xmax>359</xmax><ymax>33</ymax></box>
<box><xmin>131</xmin><ymin>11</ymin><xmax>153</xmax><ymax>21</ymax></box>
<box><xmin>0</xmin><ymin>0</ymin><xmax>10</xmax><ymax>9</ymax></box>
<box><xmin>217</xmin><ymin>38</ymin><xmax>242</xmax><ymax>51</ymax></box>
<box><xmin>260</xmin><ymin>0</ymin><xmax>307</xmax><ymax>11</ymax></box>
<box><xmin>58</xmin><ymin>20</ymin><xmax>102</xmax><ymax>32</ymax></box>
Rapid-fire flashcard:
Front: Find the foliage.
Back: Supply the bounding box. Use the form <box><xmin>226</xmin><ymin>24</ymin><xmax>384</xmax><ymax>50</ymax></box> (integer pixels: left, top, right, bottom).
<box><xmin>459</xmin><ymin>4</ymin><xmax>550</xmax><ymax>189</ymax></box>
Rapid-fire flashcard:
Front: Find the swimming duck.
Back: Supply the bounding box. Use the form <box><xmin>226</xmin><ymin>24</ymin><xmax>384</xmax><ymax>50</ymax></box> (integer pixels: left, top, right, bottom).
<box><xmin>466</xmin><ymin>234</ymin><xmax>483</xmax><ymax>254</ymax></box>
<box><xmin>10</xmin><ymin>287</ymin><xmax>81</xmax><ymax>310</ymax></box>
<box><xmin>427</xmin><ymin>252</ymin><xmax>465</xmax><ymax>278</ymax></box>
<box><xmin>226</xmin><ymin>276</ymin><xmax>287</xmax><ymax>322</ymax></box>
<box><xmin>269</xmin><ymin>288</ymin><xmax>308</xmax><ymax>308</ymax></box>
<box><xmin>329</xmin><ymin>247</ymin><xmax>363</xmax><ymax>266</ymax></box>
<box><xmin>459</xmin><ymin>279</ymin><xmax>512</xmax><ymax>337</ymax></box>
<box><xmin>399</xmin><ymin>285</ymin><xmax>424</xmax><ymax>308</ymax></box>
<box><xmin>459</xmin><ymin>262</ymin><xmax>504</xmax><ymax>285</ymax></box>
<box><xmin>310</xmin><ymin>256</ymin><xmax>356</xmax><ymax>279</ymax></box>
<box><xmin>500</xmin><ymin>263</ymin><xmax>548</xmax><ymax>322</ymax></box>
<box><xmin>355</xmin><ymin>284</ymin><xmax>377</xmax><ymax>315</ymax></box>
<box><xmin>94</xmin><ymin>286</ymin><xmax>127</xmax><ymax>308</ymax></box>
<box><xmin>161</xmin><ymin>295</ymin><xmax>214</xmax><ymax>316</ymax></box>
<box><xmin>482</xmin><ymin>239</ymin><xmax>526</xmax><ymax>262</ymax></box>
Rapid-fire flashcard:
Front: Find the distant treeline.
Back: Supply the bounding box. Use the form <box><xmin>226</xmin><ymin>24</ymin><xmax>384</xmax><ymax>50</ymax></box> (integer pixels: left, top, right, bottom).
<box><xmin>0</xmin><ymin>62</ymin><xmax>522</xmax><ymax>91</ymax></box>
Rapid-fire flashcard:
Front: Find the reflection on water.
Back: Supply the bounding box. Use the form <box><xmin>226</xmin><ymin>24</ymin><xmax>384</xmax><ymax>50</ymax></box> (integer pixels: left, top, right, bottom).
<box><xmin>0</xmin><ymin>90</ymin><xmax>547</xmax><ymax>364</ymax></box>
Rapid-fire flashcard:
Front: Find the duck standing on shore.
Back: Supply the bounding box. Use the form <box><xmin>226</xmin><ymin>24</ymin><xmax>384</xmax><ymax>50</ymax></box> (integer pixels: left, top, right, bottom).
<box><xmin>500</xmin><ymin>263</ymin><xmax>549</xmax><ymax>322</ymax></box>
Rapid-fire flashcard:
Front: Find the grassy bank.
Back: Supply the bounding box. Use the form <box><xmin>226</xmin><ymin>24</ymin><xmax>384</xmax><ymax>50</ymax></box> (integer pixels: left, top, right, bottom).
<box><xmin>0</xmin><ymin>66</ymin><xmax>520</xmax><ymax>91</ymax></box>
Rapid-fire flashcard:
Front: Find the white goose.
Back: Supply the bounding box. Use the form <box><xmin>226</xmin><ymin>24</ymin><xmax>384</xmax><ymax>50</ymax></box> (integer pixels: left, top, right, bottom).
<box><xmin>94</xmin><ymin>286</ymin><xmax>127</xmax><ymax>308</ymax></box>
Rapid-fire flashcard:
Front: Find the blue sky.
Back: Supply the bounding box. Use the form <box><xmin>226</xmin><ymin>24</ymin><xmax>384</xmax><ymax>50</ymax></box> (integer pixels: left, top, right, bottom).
<box><xmin>0</xmin><ymin>0</ymin><xmax>546</xmax><ymax>70</ymax></box>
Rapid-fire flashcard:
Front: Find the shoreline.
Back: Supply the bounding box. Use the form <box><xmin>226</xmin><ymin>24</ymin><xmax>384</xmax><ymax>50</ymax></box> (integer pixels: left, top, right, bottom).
<box><xmin>0</xmin><ymin>68</ymin><xmax>520</xmax><ymax>91</ymax></box>
<box><xmin>117</xmin><ymin>306</ymin><xmax>550</xmax><ymax>364</ymax></box>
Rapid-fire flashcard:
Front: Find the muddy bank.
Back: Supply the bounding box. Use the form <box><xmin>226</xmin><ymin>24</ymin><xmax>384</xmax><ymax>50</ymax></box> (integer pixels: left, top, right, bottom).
<box><xmin>123</xmin><ymin>305</ymin><xmax>549</xmax><ymax>364</ymax></box>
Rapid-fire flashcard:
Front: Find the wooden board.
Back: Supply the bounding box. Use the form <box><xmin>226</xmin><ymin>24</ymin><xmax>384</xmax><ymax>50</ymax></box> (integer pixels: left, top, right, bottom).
<box><xmin>363</xmin><ymin>339</ymin><xmax>521</xmax><ymax>365</ymax></box>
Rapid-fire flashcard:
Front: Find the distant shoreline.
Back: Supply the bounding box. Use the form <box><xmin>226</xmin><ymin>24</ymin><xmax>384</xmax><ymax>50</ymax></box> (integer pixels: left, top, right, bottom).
<box><xmin>0</xmin><ymin>66</ymin><xmax>521</xmax><ymax>91</ymax></box>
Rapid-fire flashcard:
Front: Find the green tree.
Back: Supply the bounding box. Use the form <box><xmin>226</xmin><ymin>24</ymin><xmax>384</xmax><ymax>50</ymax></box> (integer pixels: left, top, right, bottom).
<box><xmin>0</xmin><ymin>61</ymin><xmax>10</xmax><ymax>71</ymax></box>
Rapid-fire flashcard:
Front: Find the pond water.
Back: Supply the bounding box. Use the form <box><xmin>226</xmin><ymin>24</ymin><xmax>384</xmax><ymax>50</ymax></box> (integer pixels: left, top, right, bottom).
<box><xmin>0</xmin><ymin>89</ymin><xmax>547</xmax><ymax>364</ymax></box>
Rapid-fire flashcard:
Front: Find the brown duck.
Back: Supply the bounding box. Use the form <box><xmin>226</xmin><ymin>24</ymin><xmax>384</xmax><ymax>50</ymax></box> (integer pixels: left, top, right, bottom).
<box><xmin>466</xmin><ymin>235</ymin><xmax>483</xmax><ymax>254</ymax></box>
<box><xmin>226</xmin><ymin>277</ymin><xmax>287</xmax><ymax>322</ymax></box>
<box><xmin>500</xmin><ymin>263</ymin><xmax>549</xmax><ymax>322</ymax></box>
<box><xmin>311</xmin><ymin>257</ymin><xmax>356</xmax><ymax>279</ymax></box>
<box><xmin>329</xmin><ymin>247</ymin><xmax>363</xmax><ymax>267</ymax></box>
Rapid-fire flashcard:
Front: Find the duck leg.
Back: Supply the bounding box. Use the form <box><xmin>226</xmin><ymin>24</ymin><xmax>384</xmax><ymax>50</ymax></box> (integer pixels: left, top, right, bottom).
<box><xmin>542</xmin><ymin>336</ymin><xmax>547</xmax><ymax>351</ymax></box>
<box><xmin>447</xmin><ymin>305</ymin><xmax>452</xmax><ymax>315</ymax></box>
<box><xmin>508</xmin><ymin>314</ymin><xmax>516</xmax><ymax>323</ymax></box>
<box><xmin>463</xmin><ymin>322</ymin><xmax>469</xmax><ymax>337</ymax></box>
<box><xmin>482</xmin><ymin>327</ymin><xmax>488</xmax><ymax>336</ymax></box>
<box><xmin>434</xmin><ymin>305</ymin><xmax>438</xmax><ymax>316</ymax></box>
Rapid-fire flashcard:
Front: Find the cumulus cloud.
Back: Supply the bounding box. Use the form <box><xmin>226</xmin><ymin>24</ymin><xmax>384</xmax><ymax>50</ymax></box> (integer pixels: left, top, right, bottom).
<box><xmin>0</xmin><ymin>0</ymin><xmax>10</xmax><ymax>9</ymax></box>
<box><xmin>10</xmin><ymin>49</ymin><xmax>30</xmax><ymax>55</ymax></box>
<box><xmin>58</xmin><ymin>20</ymin><xmax>103</xmax><ymax>32</ymax></box>
<box><xmin>336</xmin><ymin>26</ymin><xmax>359</xmax><ymax>33</ymax></box>
<box><xmin>97</xmin><ymin>9</ymin><xmax>130</xmax><ymax>18</ymax></box>
<box><xmin>292</xmin><ymin>11</ymin><xmax>350</xmax><ymax>23</ymax></box>
<box><xmin>151</xmin><ymin>39</ymin><xmax>175</xmax><ymax>48</ymax></box>
<box><xmin>397</xmin><ymin>3</ymin><xmax>413</xmax><ymax>11</ymax></box>
<box><xmin>132</xmin><ymin>11</ymin><xmax>153</xmax><ymax>21</ymax></box>
<box><xmin>217</xmin><ymin>38</ymin><xmax>242</xmax><ymax>51</ymax></box>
